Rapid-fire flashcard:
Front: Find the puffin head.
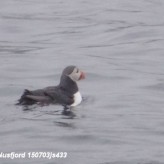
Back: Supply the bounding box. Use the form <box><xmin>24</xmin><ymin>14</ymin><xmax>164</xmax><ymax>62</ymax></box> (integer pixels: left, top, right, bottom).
<box><xmin>62</xmin><ymin>65</ymin><xmax>85</xmax><ymax>82</ymax></box>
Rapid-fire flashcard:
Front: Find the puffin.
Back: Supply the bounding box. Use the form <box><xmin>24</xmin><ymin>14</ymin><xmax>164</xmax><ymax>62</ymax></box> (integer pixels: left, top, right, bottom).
<box><xmin>17</xmin><ymin>66</ymin><xmax>85</xmax><ymax>108</ymax></box>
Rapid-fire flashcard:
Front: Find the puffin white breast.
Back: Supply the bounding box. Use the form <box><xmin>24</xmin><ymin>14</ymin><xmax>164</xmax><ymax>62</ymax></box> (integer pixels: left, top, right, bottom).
<box><xmin>71</xmin><ymin>91</ymin><xmax>82</xmax><ymax>107</ymax></box>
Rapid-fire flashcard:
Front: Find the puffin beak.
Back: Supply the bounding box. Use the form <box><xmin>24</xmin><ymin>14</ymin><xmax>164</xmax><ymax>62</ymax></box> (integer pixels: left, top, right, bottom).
<box><xmin>79</xmin><ymin>71</ymin><xmax>85</xmax><ymax>80</ymax></box>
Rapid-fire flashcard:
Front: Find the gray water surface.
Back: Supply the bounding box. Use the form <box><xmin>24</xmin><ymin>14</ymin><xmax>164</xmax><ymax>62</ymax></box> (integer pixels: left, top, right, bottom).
<box><xmin>1</xmin><ymin>0</ymin><xmax>164</xmax><ymax>164</ymax></box>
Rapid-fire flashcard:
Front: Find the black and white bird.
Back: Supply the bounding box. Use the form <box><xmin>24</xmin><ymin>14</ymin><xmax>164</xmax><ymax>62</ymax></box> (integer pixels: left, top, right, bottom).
<box><xmin>17</xmin><ymin>66</ymin><xmax>85</xmax><ymax>108</ymax></box>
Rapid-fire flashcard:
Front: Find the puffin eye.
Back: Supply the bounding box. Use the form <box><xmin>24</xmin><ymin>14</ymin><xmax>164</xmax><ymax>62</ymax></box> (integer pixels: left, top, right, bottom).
<box><xmin>76</xmin><ymin>69</ymin><xmax>79</xmax><ymax>73</ymax></box>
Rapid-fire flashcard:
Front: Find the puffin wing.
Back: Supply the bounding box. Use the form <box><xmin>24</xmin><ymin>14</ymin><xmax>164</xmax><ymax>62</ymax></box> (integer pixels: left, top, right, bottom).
<box><xmin>17</xmin><ymin>86</ymin><xmax>73</xmax><ymax>106</ymax></box>
<box><xmin>44</xmin><ymin>87</ymin><xmax>74</xmax><ymax>106</ymax></box>
<box><xmin>17</xmin><ymin>88</ymin><xmax>53</xmax><ymax>105</ymax></box>
<box><xmin>25</xmin><ymin>95</ymin><xmax>51</xmax><ymax>102</ymax></box>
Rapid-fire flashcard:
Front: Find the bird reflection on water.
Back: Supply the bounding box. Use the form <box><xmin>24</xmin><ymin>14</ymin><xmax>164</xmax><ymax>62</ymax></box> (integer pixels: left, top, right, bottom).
<box><xmin>62</xmin><ymin>106</ymin><xmax>76</xmax><ymax>118</ymax></box>
<box><xmin>21</xmin><ymin>104</ymin><xmax>76</xmax><ymax>118</ymax></box>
